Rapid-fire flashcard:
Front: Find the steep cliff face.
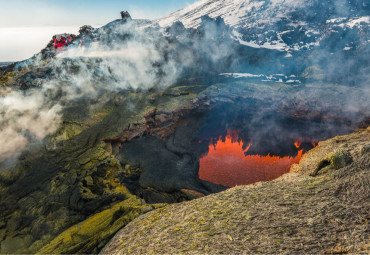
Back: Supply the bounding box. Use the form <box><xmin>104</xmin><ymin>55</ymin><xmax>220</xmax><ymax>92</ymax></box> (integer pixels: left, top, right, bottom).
<box><xmin>102</xmin><ymin>127</ymin><xmax>370</xmax><ymax>254</ymax></box>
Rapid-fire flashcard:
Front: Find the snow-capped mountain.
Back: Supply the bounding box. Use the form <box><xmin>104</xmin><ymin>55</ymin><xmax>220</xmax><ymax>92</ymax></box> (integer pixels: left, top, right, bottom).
<box><xmin>157</xmin><ymin>0</ymin><xmax>369</xmax><ymax>52</ymax></box>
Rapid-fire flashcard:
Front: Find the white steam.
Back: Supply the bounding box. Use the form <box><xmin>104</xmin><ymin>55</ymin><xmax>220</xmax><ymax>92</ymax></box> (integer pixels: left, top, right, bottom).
<box><xmin>0</xmin><ymin>21</ymin><xmax>183</xmax><ymax>163</ymax></box>
<box><xmin>57</xmin><ymin>22</ymin><xmax>180</xmax><ymax>90</ymax></box>
<box><xmin>0</xmin><ymin>91</ymin><xmax>62</xmax><ymax>162</ymax></box>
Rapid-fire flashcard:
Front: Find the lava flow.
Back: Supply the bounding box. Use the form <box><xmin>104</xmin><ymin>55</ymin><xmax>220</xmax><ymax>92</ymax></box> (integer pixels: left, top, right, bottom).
<box><xmin>199</xmin><ymin>131</ymin><xmax>306</xmax><ymax>187</ymax></box>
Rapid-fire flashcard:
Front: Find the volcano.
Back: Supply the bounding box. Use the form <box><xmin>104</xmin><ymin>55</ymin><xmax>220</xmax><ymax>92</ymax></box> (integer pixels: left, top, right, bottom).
<box><xmin>0</xmin><ymin>0</ymin><xmax>369</xmax><ymax>254</ymax></box>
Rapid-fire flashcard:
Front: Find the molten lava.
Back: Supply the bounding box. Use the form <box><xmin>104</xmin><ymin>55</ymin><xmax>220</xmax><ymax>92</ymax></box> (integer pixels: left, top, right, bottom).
<box><xmin>199</xmin><ymin>131</ymin><xmax>305</xmax><ymax>187</ymax></box>
<box><xmin>294</xmin><ymin>141</ymin><xmax>302</xmax><ymax>148</ymax></box>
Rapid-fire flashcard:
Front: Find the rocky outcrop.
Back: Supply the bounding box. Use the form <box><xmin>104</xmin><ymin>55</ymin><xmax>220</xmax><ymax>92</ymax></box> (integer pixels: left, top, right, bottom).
<box><xmin>120</xmin><ymin>11</ymin><xmax>132</xmax><ymax>21</ymax></box>
<box><xmin>291</xmin><ymin>128</ymin><xmax>370</xmax><ymax>176</ymax></box>
<box><xmin>102</xmin><ymin>127</ymin><xmax>370</xmax><ymax>254</ymax></box>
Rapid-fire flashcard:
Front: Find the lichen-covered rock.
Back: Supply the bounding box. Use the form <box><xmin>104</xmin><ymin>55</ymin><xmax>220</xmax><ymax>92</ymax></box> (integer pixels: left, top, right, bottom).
<box><xmin>1</xmin><ymin>235</ymin><xmax>33</xmax><ymax>254</ymax></box>
<box><xmin>312</xmin><ymin>148</ymin><xmax>353</xmax><ymax>176</ymax></box>
<box><xmin>0</xmin><ymin>71</ymin><xmax>15</xmax><ymax>86</ymax></box>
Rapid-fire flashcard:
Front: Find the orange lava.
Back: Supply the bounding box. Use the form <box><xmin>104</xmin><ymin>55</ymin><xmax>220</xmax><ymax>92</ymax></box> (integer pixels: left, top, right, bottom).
<box><xmin>294</xmin><ymin>141</ymin><xmax>302</xmax><ymax>148</ymax></box>
<box><xmin>199</xmin><ymin>133</ymin><xmax>304</xmax><ymax>187</ymax></box>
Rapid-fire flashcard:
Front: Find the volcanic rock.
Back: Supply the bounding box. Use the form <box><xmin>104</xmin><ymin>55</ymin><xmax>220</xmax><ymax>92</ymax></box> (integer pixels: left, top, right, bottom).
<box><xmin>0</xmin><ymin>60</ymin><xmax>368</xmax><ymax>253</ymax></box>
<box><xmin>120</xmin><ymin>11</ymin><xmax>132</xmax><ymax>21</ymax></box>
<box><xmin>79</xmin><ymin>25</ymin><xmax>95</xmax><ymax>35</ymax></box>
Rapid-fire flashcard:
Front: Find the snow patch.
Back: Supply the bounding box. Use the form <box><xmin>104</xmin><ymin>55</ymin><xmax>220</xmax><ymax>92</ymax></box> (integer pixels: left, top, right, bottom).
<box><xmin>220</xmin><ymin>73</ymin><xmax>302</xmax><ymax>84</ymax></box>
<box><xmin>220</xmin><ymin>73</ymin><xmax>264</xmax><ymax>78</ymax></box>
<box><xmin>327</xmin><ymin>16</ymin><xmax>370</xmax><ymax>28</ymax></box>
<box><xmin>233</xmin><ymin>30</ymin><xmax>287</xmax><ymax>51</ymax></box>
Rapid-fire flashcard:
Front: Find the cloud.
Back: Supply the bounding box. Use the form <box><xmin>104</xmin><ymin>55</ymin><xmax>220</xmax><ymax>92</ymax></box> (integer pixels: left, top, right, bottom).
<box><xmin>0</xmin><ymin>19</ymin><xmax>186</xmax><ymax>163</ymax></box>
<box><xmin>0</xmin><ymin>26</ymin><xmax>81</xmax><ymax>62</ymax></box>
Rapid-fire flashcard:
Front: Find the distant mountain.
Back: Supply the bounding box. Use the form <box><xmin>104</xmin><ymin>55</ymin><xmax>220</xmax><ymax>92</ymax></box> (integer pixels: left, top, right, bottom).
<box><xmin>0</xmin><ymin>62</ymin><xmax>13</xmax><ymax>67</ymax></box>
<box><xmin>157</xmin><ymin>0</ymin><xmax>369</xmax><ymax>52</ymax></box>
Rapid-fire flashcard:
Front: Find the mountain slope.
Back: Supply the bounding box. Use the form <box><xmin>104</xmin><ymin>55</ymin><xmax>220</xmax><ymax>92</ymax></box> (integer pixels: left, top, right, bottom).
<box><xmin>157</xmin><ymin>0</ymin><xmax>369</xmax><ymax>51</ymax></box>
<box><xmin>158</xmin><ymin>0</ymin><xmax>312</xmax><ymax>28</ymax></box>
<box><xmin>102</xmin><ymin>127</ymin><xmax>370</xmax><ymax>254</ymax></box>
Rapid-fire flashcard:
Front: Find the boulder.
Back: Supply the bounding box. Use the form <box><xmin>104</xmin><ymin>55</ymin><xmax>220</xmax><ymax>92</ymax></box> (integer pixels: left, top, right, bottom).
<box><xmin>120</xmin><ymin>11</ymin><xmax>132</xmax><ymax>21</ymax></box>
<box><xmin>78</xmin><ymin>25</ymin><xmax>95</xmax><ymax>36</ymax></box>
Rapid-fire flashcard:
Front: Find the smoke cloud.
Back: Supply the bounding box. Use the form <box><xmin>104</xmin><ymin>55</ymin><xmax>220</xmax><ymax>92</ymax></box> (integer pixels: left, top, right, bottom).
<box><xmin>0</xmin><ymin>90</ymin><xmax>62</xmax><ymax>162</ymax></box>
<box><xmin>0</xmin><ymin>21</ymin><xmax>179</xmax><ymax>163</ymax></box>
<box><xmin>0</xmin><ymin>17</ymin><xmax>217</xmax><ymax>163</ymax></box>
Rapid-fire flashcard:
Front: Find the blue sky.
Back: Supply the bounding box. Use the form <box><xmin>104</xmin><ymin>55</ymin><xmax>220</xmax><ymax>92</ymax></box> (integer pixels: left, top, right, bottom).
<box><xmin>0</xmin><ymin>0</ymin><xmax>197</xmax><ymax>61</ymax></box>
<box><xmin>0</xmin><ymin>0</ymin><xmax>196</xmax><ymax>27</ymax></box>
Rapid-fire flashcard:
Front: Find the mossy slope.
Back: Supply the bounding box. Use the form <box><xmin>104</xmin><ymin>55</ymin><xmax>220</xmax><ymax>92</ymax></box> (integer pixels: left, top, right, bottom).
<box><xmin>0</xmin><ymin>81</ymin><xmax>204</xmax><ymax>254</ymax></box>
<box><xmin>38</xmin><ymin>196</ymin><xmax>161</xmax><ymax>254</ymax></box>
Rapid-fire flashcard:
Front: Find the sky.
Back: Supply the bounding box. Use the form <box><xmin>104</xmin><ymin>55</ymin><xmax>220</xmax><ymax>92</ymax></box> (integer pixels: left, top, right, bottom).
<box><xmin>0</xmin><ymin>0</ymin><xmax>197</xmax><ymax>62</ymax></box>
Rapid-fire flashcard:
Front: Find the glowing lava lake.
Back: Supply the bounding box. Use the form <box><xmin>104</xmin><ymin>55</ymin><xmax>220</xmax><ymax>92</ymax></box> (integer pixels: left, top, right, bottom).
<box><xmin>197</xmin><ymin>130</ymin><xmax>316</xmax><ymax>187</ymax></box>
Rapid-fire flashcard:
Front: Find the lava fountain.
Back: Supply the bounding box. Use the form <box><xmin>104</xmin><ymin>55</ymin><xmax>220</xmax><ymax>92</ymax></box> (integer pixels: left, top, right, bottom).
<box><xmin>198</xmin><ymin>130</ymin><xmax>311</xmax><ymax>187</ymax></box>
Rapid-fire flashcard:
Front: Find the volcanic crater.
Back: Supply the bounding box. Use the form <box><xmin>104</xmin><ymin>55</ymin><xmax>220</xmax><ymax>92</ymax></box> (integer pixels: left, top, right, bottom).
<box><xmin>111</xmin><ymin>84</ymin><xmax>358</xmax><ymax>203</ymax></box>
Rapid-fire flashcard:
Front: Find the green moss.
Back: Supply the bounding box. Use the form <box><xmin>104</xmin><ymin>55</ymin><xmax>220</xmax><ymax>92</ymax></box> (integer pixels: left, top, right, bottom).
<box><xmin>0</xmin><ymin>71</ymin><xmax>16</xmax><ymax>86</ymax></box>
<box><xmin>77</xmin><ymin>142</ymin><xmax>110</xmax><ymax>166</ymax></box>
<box><xmin>359</xmin><ymin>144</ymin><xmax>370</xmax><ymax>156</ymax></box>
<box><xmin>123</xmin><ymin>164</ymin><xmax>141</xmax><ymax>177</ymax></box>
<box><xmin>312</xmin><ymin>149</ymin><xmax>352</xmax><ymax>176</ymax></box>
<box><xmin>1</xmin><ymin>235</ymin><xmax>33</xmax><ymax>254</ymax></box>
<box><xmin>37</xmin><ymin>196</ymin><xmax>148</xmax><ymax>254</ymax></box>
<box><xmin>61</xmin><ymin>124</ymin><xmax>84</xmax><ymax>140</ymax></box>
<box><xmin>329</xmin><ymin>149</ymin><xmax>352</xmax><ymax>169</ymax></box>
<box><xmin>86</xmin><ymin>107</ymin><xmax>114</xmax><ymax>126</ymax></box>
